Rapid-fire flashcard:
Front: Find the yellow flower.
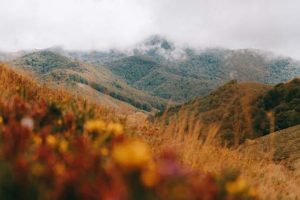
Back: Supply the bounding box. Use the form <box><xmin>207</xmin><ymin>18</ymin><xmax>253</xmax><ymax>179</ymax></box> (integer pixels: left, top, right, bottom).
<box><xmin>54</xmin><ymin>163</ymin><xmax>66</xmax><ymax>176</ymax></box>
<box><xmin>31</xmin><ymin>163</ymin><xmax>44</xmax><ymax>176</ymax></box>
<box><xmin>33</xmin><ymin>135</ymin><xmax>42</xmax><ymax>146</ymax></box>
<box><xmin>92</xmin><ymin>138</ymin><xmax>102</xmax><ymax>151</ymax></box>
<box><xmin>84</xmin><ymin>120</ymin><xmax>106</xmax><ymax>134</ymax></box>
<box><xmin>107</xmin><ymin>122</ymin><xmax>123</xmax><ymax>136</ymax></box>
<box><xmin>100</xmin><ymin>147</ymin><xmax>109</xmax><ymax>156</ymax></box>
<box><xmin>59</xmin><ymin>139</ymin><xmax>68</xmax><ymax>153</ymax></box>
<box><xmin>112</xmin><ymin>140</ymin><xmax>151</xmax><ymax>170</ymax></box>
<box><xmin>226</xmin><ymin>177</ymin><xmax>248</xmax><ymax>194</ymax></box>
<box><xmin>46</xmin><ymin>135</ymin><xmax>57</xmax><ymax>148</ymax></box>
<box><xmin>141</xmin><ymin>162</ymin><xmax>159</xmax><ymax>187</ymax></box>
<box><xmin>248</xmin><ymin>188</ymin><xmax>257</xmax><ymax>198</ymax></box>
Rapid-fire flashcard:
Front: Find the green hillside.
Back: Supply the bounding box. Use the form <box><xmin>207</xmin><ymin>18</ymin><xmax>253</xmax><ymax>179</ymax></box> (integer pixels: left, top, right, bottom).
<box><xmin>106</xmin><ymin>54</ymin><xmax>219</xmax><ymax>102</ymax></box>
<box><xmin>256</xmin><ymin>78</ymin><xmax>300</xmax><ymax>132</ymax></box>
<box><xmin>13</xmin><ymin>51</ymin><xmax>84</xmax><ymax>73</ymax></box>
<box><xmin>11</xmin><ymin>51</ymin><xmax>166</xmax><ymax>112</ymax></box>
<box><xmin>109</xmin><ymin>56</ymin><xmax>159</xmax><ymax>84</ymax></box>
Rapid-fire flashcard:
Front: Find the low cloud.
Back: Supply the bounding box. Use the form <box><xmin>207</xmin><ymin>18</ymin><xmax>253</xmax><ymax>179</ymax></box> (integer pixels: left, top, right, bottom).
<box><xmin>1</xmin><ymin>0</ymin><xmax>300</xmax><ymax>59</ymax></box>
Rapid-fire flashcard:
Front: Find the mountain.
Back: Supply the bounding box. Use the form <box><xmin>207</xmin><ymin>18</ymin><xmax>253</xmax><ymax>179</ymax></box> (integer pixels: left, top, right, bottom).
<box><xmin>63</xmin><ymin>35</ymin><xmax>300</xmax><ymax>103</ymax></box>
<box><xmin>3</xmin><ymin>35</ymin><xmax>300</xmax><ymax>106</ymax></box>
<box><xmin>10</xmin><ymin>51</ymin><xmax>166</xmax><ymax>112</ymax></box>
<box><xmin>13</xmin><ymin>51</ymin><xmax>85</xmax><ymax>74</ymax></box>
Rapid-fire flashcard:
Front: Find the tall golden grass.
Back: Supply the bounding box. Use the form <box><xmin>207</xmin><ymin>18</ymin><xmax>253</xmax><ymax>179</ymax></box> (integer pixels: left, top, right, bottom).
<box><xmin>0</xmin><ymin>63</ymin><xmax>116</xmax><ymax>121</ymax></box>
<box><xmin>0</xmin><ymin>63</ymin><xmax>260</xmax><ymax>199</ymax></box>
<box><xmin>142</xmin><ymin>106</ymin><xmax>300</xmax><ymax>200</ymax></box>
<box><xmin>2</xmin><ymin>62</ymin><xmax>299</xmax><ymax>199</ymax></box>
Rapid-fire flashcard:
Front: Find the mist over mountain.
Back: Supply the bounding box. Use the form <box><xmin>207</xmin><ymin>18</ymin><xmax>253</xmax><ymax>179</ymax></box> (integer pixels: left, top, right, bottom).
<box><xmin>60</xmin><ymin>35</ymin><xmax>300</xmax><ymax>103</ymax></box>
<box><xmin>2</xmin><ymin>35</ymin><xmax>300</xmax><ymax>105</ymax></box>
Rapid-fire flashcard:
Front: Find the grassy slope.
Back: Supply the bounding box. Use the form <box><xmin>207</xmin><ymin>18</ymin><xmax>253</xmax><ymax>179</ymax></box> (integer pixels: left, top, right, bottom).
<box><xmin>11</xmin><ymin>51</ymin><xmax>166</xmax><ymax>112</ymax></box>
<box><xmin>142</xmin><ymin>126</ymin><xmax>300</xmax><ymax>200</ymax></box>
<box><xmin>0</xmin><ymin>62</ymin><xmax>116</xmax><ymax>120</ymax></box>
<box><xmin>160</xmin><ymin>80</ymin><xmax>271</xmax><ymax>145</ymax></box>
<box><xmin>243</xmin><ymin>125</ymin><xmax>300</xmax><ymax>168</ymax></box>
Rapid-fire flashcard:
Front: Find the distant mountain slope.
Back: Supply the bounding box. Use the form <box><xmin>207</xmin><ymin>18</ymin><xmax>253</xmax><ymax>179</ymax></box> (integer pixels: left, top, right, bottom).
<box><xmin>106</xmin><ymin>54</ymin><xmax>222</xmax><ymax>102</ymax></box>
<box><xmin>13</xmin><ymin>51</ymin><xmax>85</xmax><ymax>74</ymax></box>
<box><xmin>160</xmin><ymin>80</ymin><xmax>271</xmax><ymax>145</ymax></box>
<box><xmin>3</xmin><ymin>35</ymin><xmax>300</xmax><ymax>105</ymax></box>
<box><xmin>65</xmin><ymin>35</ymin><xmax>300</xmax><ymax>103</ymax></box>
<box><xmin>11</xmin><ymin>51</ymin><xmax>166</xmax><ymax>112</ymax></box>
<box><xmin>109</xmin><ymin>56</ymin><xmax>159</xmax><ymax>84</ymax></box>
<box><xmin>222</xmin><ymin>49</ymin><xmax>300</xmax><ymax>84</ymax></box>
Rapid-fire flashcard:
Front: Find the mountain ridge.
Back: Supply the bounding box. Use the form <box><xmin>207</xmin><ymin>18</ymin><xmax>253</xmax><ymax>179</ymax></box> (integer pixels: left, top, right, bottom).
<box><xmin>2</xmin><ymin>35</ymin><xmax>300</xmax><ymax>107</ymax></box>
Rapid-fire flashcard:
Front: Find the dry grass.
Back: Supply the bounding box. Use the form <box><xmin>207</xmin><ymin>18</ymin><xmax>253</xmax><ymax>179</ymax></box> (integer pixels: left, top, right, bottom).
<box><xmin>2</xmin><ymin>62</ymin><xmax>300</xmax><ymax>199</ymax></box>
<box><xmin>0</xmin><ymin>63</ymin><xmax>116</xmax><ymax>121</ymax></box>
<box><xmin>0</xmin><ymin>63</ymin><xmax>260</xmax><ymax>200</ymax></box>
<box><xmin>141</xmin><ymin>114</ymin><xmax>300</xmax><ymax>200</ymax></box>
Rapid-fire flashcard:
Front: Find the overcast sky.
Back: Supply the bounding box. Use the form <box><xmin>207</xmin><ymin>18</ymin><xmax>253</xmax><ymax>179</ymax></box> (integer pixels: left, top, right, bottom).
<box><xmin>1</xmin><ymin>0</ymin><xmax>300</xmax><ymax>58</ymax></box>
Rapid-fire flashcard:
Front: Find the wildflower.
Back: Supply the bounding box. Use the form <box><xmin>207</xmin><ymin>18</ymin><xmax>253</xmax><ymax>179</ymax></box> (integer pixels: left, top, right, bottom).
<box><xmin>141</xmin><ymin>162</ymin><xmax>159</xmax><ymax>187</ymax></box>
<box><xmin>21</xmin><ymin>117</ymin><xmax>34</xmax><ymax>131</ymax></box>
<box><xmin>31</xmin><ymin>163</ymin><xmax>44</xmax><ymax>177</ymax></box>
<box><xmin>59</xmin><ymin>139</ymin><xmax>68</xmax><ymax>153</ymax></box>
<box><xmin>107</xmin><ymin>122</ymin><xmax>123</xmax><ymax>136</ymax></box>
<box><xmin>92</xmin><ymin>138</ymin><xmax>102</xmax><ymax>151</ymax></box>
<box><xmin>226</xmin><ymin>177</ymin><xmax>248</xmax><ymax>194</ymax></box>
<box><xmin>248</xmin><ymin>187</ymin><xmax>257</xmax><ymax>198</ymax></box>
<box><xmin>46</xmin><ymin>135</ymin><xmax>57</xmax><ymax>148</ymax></box>
<box><xmin>100</xmin><ymin>147</ymin><xmax>109</xmax><ymax>156</ymax></box>
<box><xmin>112</xmin><ymin>140</ymin><xmax>151</xmax><ymax>170</ymax></box>
<box><xmin>33</xmin><ymin>135</ymin><xmax>42</xmax><ymax>146</ymax></box>
<box><xmin>84</xmin><ymin>120</ymin><xmax>106</xmax><ymax>134</ymax></box>
<box><xmin>54</xmin><ymin>163</ymin><xmax>66</xmax><ymax>176</ymax></box>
